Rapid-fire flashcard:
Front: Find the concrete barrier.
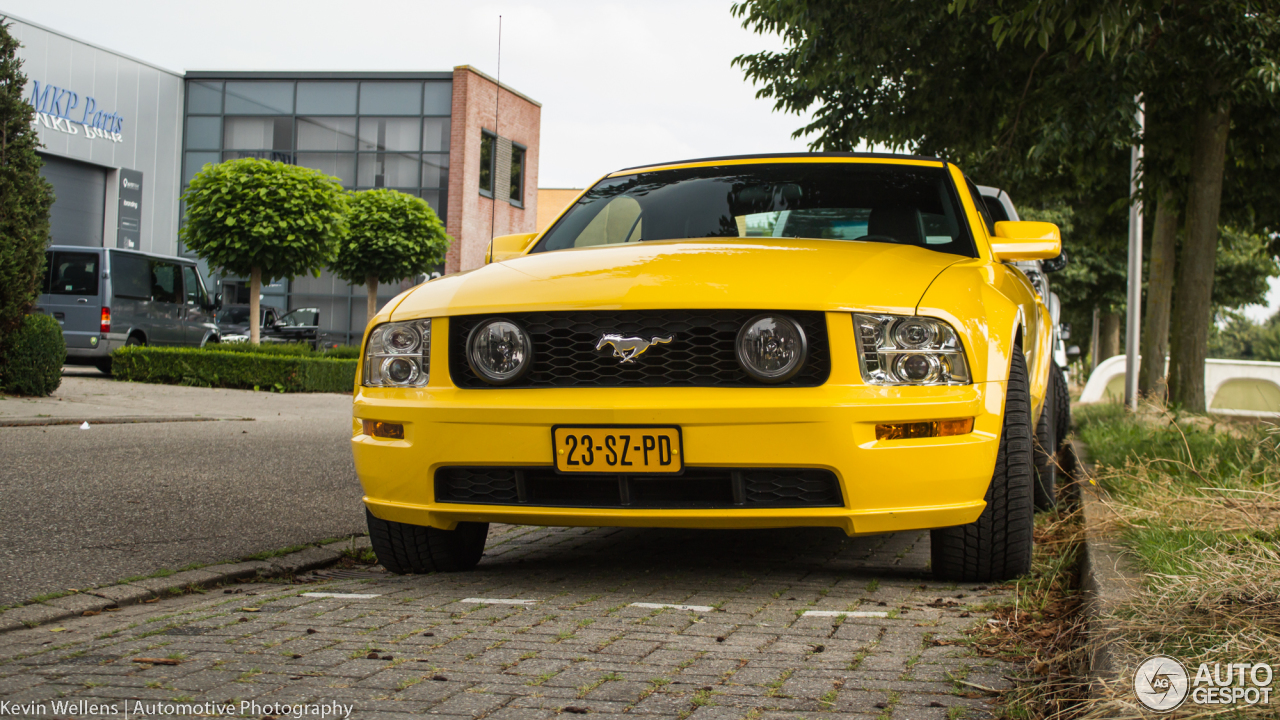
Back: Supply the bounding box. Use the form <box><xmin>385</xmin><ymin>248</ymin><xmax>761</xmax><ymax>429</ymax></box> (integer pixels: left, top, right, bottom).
<box><xmin>1079</xmin><ymin>355</ymin><xmax>1280</xmax><ymax>416</ymax></box>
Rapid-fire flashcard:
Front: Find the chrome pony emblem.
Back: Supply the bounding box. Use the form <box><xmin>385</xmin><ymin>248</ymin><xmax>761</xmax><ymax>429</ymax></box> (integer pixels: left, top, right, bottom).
<box><xmin>595</xmin><ymin>334</ymin><xmax>673</xmax><ymax>364</ymax></box>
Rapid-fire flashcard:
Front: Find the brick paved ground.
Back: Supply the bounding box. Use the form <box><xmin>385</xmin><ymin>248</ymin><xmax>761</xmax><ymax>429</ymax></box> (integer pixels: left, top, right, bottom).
<box><xmin>0</xmin><ymin>524</ymin><xmax>1017</xmax><ymax>719</ymax></box>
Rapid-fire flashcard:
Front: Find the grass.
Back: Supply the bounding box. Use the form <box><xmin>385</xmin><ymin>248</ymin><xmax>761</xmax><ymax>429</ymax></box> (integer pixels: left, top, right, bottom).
<box><xmin>1069</xmin><ymin>404</ymin><xmax>1280</xmax><ymax>717</ymax></box>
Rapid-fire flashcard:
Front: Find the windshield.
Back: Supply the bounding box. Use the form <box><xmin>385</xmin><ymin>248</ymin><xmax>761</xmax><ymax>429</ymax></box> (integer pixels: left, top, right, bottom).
<box><xmin>217</xmin><ymin>307</ymin><xmax>251</xmax><ymax>324</ymax></box>
<box><xmin>279</xmin><ymin>308</ymin><xmax>318</xmax><ymax>326</ymax></box>
<box><xmin>533</xmin><ymin>163</ymin><xmax>975</xmax><ymax>257</ymax></box>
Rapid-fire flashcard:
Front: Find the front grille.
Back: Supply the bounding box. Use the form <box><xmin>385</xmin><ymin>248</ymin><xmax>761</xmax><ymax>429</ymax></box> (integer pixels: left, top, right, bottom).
<box><xmin>448</xmin><ymin>310</ymin><xmax>830</xmax><ymax>388</ymax></box>
<box><xmin>434</xmin><ymin>467</ymin><xmax>843</xmax><ymax>509</ymax></box>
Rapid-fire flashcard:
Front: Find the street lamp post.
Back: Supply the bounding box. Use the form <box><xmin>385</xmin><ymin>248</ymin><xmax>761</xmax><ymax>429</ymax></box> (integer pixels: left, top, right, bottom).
<box><xmin>1124</xmin><ymin>97</ymin><xmax>1145</xmax><ymax>410</ymax></box>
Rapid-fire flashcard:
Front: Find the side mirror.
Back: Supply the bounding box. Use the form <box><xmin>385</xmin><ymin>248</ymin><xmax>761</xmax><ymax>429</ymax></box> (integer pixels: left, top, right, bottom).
<box><xmin>1060</xmin><ymin>322</ymin><xmax>1072</xmax><ymax>341</ymax></box>
<box><xmin>213</xmin><ymin>293</ymin><xmax>223</xmax><ymax>309</ymax></box>
<box><xmin>1041</xmin><ymin>250</ymin><xmax>1069</xmax><ymax>273</ymax></box>
<box><xmin>486</xmin><ymin>232</ymin><xmax>539</xmax><ymax>264</ymax></box>
<box><xmin>1066</xmin><ymin>345</ymin><xmax>1081</xmax><ymax>359</ymax></box>
<box><xmin>990</xmin><ymin>221</ymin><xmax>1062</xmax><ymax>262</ymax></box>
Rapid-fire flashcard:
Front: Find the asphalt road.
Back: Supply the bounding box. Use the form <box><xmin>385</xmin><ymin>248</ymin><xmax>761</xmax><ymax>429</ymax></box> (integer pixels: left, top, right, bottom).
<box><xmin>0</xmin><ymin>372</ymin><xmax>363</xmax><ymax>606</ymax></box>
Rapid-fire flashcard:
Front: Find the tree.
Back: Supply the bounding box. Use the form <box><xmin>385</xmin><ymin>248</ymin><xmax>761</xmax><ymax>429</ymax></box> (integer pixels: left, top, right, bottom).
<box><xmin>982</xmin><ymin>0</ymin><xmax>1280</xmax><ymax>410</ymax></box>
<box><xmin>0</xmin><ymin>20</ymin><xmax>54</xmax><ymax>381</ymax></box>
<box><xmin>181</xmin><ymin>158</ymin><xmax>347</xmax><ymax>344</ymax></box>
<box><xmin>330</xmin><ymin>189</ymin><xmax>450</xmax><ymax>324</ymax></box>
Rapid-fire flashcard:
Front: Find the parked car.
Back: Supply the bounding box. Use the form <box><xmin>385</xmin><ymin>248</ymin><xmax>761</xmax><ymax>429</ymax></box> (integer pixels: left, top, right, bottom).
<box><xmin>216</xmin><ymin>305</ymin><xmax>321</xmax><ymax>348</ymax></box>
<box><xmin>977</xmin><ymin>186</ymin><xmax>1076</xmax><ymax>472</ymax></box>
<box><xmin>35</xmin><ymin>246</ymin><xmax>220</xmax><ymax>373</ymax></box>
<box><xmin>353</xmin><ymin>153</ymin><xmax>1063</xmax><ymax>582</ymax></box>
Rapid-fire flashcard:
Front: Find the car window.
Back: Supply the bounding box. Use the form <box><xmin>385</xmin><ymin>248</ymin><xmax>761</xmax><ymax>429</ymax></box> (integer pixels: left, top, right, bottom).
<box><xmin>966</xmin><ymin>179</ymin><xmax>996</xmax><ymax>236</ymax></box>
<box><xmin>111</xmin><ymin>252</ymin><xmax>151</xmax><ymax>299</ymax></box>
<box><xmin>279</xmin><ymin>308</ymin><xmax>318</xmax><ymax>326</ymax></box>
<box><xmin>982</xmin><ymin>195</ymin><xmax>1011</xmax><ymax>223</ymax></box>
<box><xmin>181</xmin><ymin>265</ymin><xmax>208</xmax><ymax>306</ymax></box>
<box><xmin>534</xmin><ymin>163</ymin><xmax>976</xmax><ymax>258</ymax></box>
<box><xmin>48</xmin><ymin>252</ymin><xmax>100</xmax><ymax>296</ymax></box>
<box><xmin>217</xmin><ymin>307</ymin><xmax>251</xmax><ymax>324</ymax></box>
<box><xmin>151</xmin><ymin>262</ymin><xmax>180</xmax><ymax>304</ymax></box>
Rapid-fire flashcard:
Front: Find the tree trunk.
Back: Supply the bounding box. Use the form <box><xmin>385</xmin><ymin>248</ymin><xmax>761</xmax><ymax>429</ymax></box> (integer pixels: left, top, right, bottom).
<box><xmin>1099</xmin><ymin>312</ymin><xmax>1122</xmax><ymax>362</ymax></box>
<box><xmin>1169</xmin><ymin>101</ymin><xmax>1231</xmax><ymax>412</ymax></box>
<box><xmin>1139</xmin><ymin>190</ymin><xmax>1179</xmax><ymax>398</ymax></box>
<box><xmin>366</xmin><ymin>276</ymin><xmax>378</xmax><ymax>328</ymax></box>
<box><xmin>249</xmin><ymin>267</ymin><xmax>262</xmax><ymax>345</ymax></box>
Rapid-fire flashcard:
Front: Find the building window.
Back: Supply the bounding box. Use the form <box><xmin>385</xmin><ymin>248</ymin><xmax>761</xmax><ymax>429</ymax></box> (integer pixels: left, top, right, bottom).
<box><xmin>479</xmin><ymin>131</ymin><xmax>495</xmax><ymax>197</ymax></box>
<box><xmin>509</xmin><ymin>143</ymin><xmax>525</xmax><ymax>205</ymax></box>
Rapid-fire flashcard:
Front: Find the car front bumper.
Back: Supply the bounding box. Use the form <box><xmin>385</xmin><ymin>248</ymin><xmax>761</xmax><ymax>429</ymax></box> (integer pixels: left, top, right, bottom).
<box><xmin>353</xmin><ymin>381</ymin><xmax>1006</xmax><ymax>536</ymax></box>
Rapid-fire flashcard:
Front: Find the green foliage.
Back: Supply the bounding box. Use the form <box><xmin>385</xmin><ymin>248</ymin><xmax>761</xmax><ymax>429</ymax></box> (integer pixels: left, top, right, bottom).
<box><xmin>330</xmin><ymin>189</ymin><xmax>449</xmax><ymax>286</ymax></box>
<box><xmin>0</xmin><ymin>22</ymin><xmax>54</xmax><ymax>374</ymax></box>
<box><xmin>209</xmin><ymin>341</ymin><xmax>361</xmax><ymax>359</ymax></box>
<box><xmin>0</xmin><ymin>314</ymin><xmax>65</xmax><ymax>396</ymax></box>
<box><xmin>110</xmin><ymin>346</ymin><xmax>355</xmax><ymax>393</ymax></box>
<box><xmin>1211</xmin><ymin>227</ymin><xmax>1280</xmax><ymax>309</ymax></box>
<box><xmin>1207</xmin><ymin>309</ymin><xmax>1280</xmax><ymax>361</ymax></box>
<box><xmin>180</xmin><ymin>158</ymin><xmax>348</xmax><ymax>283</ymax></box>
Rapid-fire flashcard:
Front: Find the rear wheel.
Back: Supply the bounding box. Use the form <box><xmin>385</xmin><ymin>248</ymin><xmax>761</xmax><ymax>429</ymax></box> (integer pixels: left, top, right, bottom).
<box><xmin>931</xmin><ymin>346</ymin><xmax>1035</xmax><ymax>582</ymax></box>
<box><xmin>366</xmin><ymin>508</ymin><xmax>488</xmax><ymax>574</ymax></box>
<box><xmin>1050</xmin><ymin>363</ymin><xmax>1077</xmax><ymax>477</ymax></box>
<box><xmin>1032</xmin><ymin>382</ymin><xmax>1057</xmax><ymax>510</ymax></box>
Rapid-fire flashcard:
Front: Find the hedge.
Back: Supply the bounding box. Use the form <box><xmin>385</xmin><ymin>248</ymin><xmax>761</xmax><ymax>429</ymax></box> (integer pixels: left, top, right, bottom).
<box><xmin>112</xmin><ymin>346</ymin><xmax>356</xmax><ymax>393</ymax></box>
<box><xmin>211</xmin><ymin>341</ymin><xmax>362</xmax><ymax>359</ymax></box>
<box><xmin>0</xmin><ymin>313</ymin><xmax>65</xmax><ymax>396</ymax></box>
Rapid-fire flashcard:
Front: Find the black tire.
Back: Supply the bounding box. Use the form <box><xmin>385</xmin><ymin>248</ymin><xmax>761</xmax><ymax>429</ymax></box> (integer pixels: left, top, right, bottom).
<box><xmin>94</xmin><ymin>358</ymin><xmax>113</xmax><ymax>375</ymax></box>
<box><xmin>1032</xmin><ymin>382</ymin><xmax>1057</xmax><ymax>511</ymax></box>
<box><xmin>366</xmin><ymin>508</ymin><xmax>488</xmax><ymax>574</ymax></box>
<box><xmin>126</xmin><ymin>335</ymin><xmax>144</xmax><ymax>347</ymax></box>
<box><xmin>1050</xmin><ymin>363</ymin><xmax>1078</xmax><ymax>478</ymax></box>
<box><xmin>931</xmin><ymin>346</ymin><xmax>1035</xmax><ymax>582</ymax></box>
<box><xmin>1051</xmin><ymin>363</ymin><xmax>1071</xmax><ymax>449</ymax></box>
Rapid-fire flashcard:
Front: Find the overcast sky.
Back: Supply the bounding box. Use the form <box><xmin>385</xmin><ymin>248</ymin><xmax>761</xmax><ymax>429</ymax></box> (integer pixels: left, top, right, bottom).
<box><xmin>5</xmin><ymin>0</ymin><xmax>817</xmax><ymax>188</ymax></box>
<box><xmin>8</xmin><ymin>0</ymin><xmax>1276</xmax><ymax>319</ymax></box>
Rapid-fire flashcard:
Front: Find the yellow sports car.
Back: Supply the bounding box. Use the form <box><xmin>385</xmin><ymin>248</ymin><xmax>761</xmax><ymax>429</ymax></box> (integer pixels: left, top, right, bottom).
<box><xmin>352</xmin><ymin>153</ymin><xmax>1063</xmax><ymax>582</ymax></box>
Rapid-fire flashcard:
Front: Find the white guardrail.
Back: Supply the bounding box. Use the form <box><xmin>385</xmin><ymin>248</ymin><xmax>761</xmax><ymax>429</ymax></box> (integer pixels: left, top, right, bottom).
<box><xmin>1079</xmin><ymin>356</ymin><xmax>1280</xmax><ymax>417</ymax></box>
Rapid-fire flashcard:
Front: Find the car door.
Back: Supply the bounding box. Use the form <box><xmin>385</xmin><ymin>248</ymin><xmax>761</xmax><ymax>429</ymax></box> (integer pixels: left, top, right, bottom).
<box><xmin>148</xmin><ymin>260</ymin><xmax>184</xmax><ymax>345</ymax></box>
<box><xmin>37</xmin><ymin>249</ymin><xmax>103</xmax><ymax>351</ymax></box>
<box><xmin>180</xmin><ymin>264</ymin><xmax>215</xmax><ymax>345</ymax></box>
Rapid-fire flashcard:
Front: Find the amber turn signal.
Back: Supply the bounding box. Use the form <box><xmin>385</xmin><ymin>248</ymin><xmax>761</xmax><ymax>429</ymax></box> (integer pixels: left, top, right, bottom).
<box><xmin>362</xmin><ymin>419</ymin><xmax>404</xmax><ymax>440</ymax></box>
<box><xmin>875</xmin><ymin>418</ymin><xmax>974</xmax><ymax>440</ymax></box>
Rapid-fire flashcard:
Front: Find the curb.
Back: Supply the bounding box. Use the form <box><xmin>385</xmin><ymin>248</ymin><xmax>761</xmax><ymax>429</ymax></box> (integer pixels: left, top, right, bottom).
<box><xmin>0</xmin><ymin>416</ymin><xmax>253</xmax><ymax>427</ymax></box>
<box><xmin>0</xmin><ymin>537</ymin><xmax>369</xmax><ymax>634</ymax></box>
<box><xmin>1074</xmin><ymin>440</ymin><xmax>1143</xmax><ymax>696</ymax></box>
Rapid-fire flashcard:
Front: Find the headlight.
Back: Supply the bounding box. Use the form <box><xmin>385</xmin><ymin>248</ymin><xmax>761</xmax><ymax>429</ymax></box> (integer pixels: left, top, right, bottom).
<box><xmin>363</xmin><ymin>319</ymin><xmax>431</xmax><ymax>387</ymax></box>
<box><xmin>466</xmin><ymin>318</ymin><xmax>532</xmax><ymax>385</ymax></box>
<box><xmin>736</xmin><ymin>314</ymin><xmax>807</xmax><ymax>383</ymax></box>
<box><xmin>853</xmin><ymin>314</ymin><xmax>970</xmax><ymax>385</ymax></box>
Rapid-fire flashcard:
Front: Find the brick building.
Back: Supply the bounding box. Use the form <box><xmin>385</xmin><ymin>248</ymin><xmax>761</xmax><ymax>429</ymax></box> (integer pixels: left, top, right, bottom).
<box><xmin>18</xmin><ymin>8</ymin><xmax>543</xmax><ymax>345</ymax></box>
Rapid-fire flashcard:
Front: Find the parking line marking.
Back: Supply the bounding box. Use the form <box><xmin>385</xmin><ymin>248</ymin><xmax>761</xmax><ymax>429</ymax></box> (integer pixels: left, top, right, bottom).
<box><xmin>630</xmin><ymin>602</ymin><xmax>715</xmax><ymax>612</ymax></box>
<box><xmin>300</xmin><ymin>592</ymin><xmax>381</xmax><ymax>599</ymax></box>
<box><xmin>461</xmin><ymin>598</ymin><xmax>538</xmax><ymax>605</ymax></box>
<box><xmin>802</xmin><ymin>610</ymin><xmax>890</xmax><ymax>618</ymax></box>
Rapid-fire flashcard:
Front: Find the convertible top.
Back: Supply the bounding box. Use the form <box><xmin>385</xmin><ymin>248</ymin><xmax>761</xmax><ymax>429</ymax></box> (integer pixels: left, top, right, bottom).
<box><xmin>614</xmin><ymin>151</ymin><xmax>946</xmax><ymax>173</ymax></box>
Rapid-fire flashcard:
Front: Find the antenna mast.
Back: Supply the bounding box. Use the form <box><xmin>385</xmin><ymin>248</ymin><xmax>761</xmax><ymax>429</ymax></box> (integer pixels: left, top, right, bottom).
<box><xmin>490</xmin><ymin>15</ymin><xmax>502</xmax><ymax>245</ymax></box>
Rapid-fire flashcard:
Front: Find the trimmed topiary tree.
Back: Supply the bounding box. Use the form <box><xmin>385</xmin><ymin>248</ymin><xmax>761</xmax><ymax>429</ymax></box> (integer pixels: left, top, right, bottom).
<box><xmin>0</xmin><ymin>313</ymin><xmax>65</xmax><ymax>396</ymax></box>
<box><xmin>0</xmin><ymin>21</ymin><xmax>55</xmax><ymax>390</ymax></box>
<box><xmin>330</xmin><ymin>189</ymin><xmax>450</xmax><ymax>325</ymax></box>
<box><xmin>181</xmin><ymin>158</ymin><xmax>347</xmax><ymax>343</ymax></box>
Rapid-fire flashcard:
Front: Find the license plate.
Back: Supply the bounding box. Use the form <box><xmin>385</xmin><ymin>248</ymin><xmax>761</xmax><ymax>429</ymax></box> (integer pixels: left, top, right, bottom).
<box><xmin>553</xmin><ymin>426</ymin><xmax>683</xmax><ymax>473</ymax></box>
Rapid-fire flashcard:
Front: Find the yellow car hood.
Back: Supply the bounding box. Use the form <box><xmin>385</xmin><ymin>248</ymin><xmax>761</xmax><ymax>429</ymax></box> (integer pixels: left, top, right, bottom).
<box><xmin>391</xmin><ymin>239</ymin><xmax>965</xmax><ymax>318</ymax></box>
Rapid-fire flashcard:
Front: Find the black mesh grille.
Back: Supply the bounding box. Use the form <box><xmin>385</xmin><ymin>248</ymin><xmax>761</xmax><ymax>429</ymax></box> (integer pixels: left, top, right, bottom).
<box><xmin>434</xmin><ymin>467</ymin><xmax>842</xmax><ymax>509</ymax></box>
<box><xmin>448</xmin><ymin>310</ymin><xmax>830</xmax><ymax>388</ymax></box>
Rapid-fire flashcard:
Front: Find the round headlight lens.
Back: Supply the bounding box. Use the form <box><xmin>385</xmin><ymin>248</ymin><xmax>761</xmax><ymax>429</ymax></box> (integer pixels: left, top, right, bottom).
<box><xmin>894</xmin><ymin>353</ymin><xmax>939</xmax><ymax>383</ymax></box>
<box><xmin>467</xmin><ymin>319</ymin><xmax>532</xmax><ymax>385</ymax></box>
<box><xmin>382</xmin><ymin>356</ymin><xmax>420</xmax><ymax>385</ymax></box>
<box><xmin>386</xmin><ymin>326</ymin><xmax>420</xmax><ymax>354</ymax></box>
<box><xmin>736</xmin><ymin>314</ymin><xmax>807</xmax><ymax>383</ymax></box>
<box><xmin>893</xmin><ymin>319</ymin><xmax>936</xmax><ymax>348</ymax></box>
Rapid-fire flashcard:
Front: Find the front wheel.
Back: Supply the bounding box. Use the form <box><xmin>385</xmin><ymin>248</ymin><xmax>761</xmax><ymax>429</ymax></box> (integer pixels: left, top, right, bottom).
<box><xmin>931</xmin><ymin>346</ymin><xmax>1035</xmax><ymax>582</ymax></box>
<box><xmin>366</xmin><ymin>508</ymin><xmax>488</xmax><ymax>574</ymax></box>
